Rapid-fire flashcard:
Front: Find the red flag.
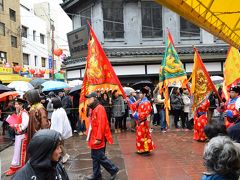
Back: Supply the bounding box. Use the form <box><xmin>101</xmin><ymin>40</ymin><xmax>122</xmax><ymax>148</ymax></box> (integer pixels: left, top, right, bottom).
<box><xmin>79</xmin><ymin>24</ymin><xmax>126</xmax><ymax>127</ymax></box>
<box><xmin>191</xmin><ymin>48</ymin><xmax>221</xmax><ymax>109</ymax></box>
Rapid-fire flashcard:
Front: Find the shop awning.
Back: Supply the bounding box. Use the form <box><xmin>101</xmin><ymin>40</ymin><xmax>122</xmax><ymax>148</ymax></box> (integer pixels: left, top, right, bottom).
<box><xmin>0</xmin><ymin>74</ymin><xmax>31</xmax><ymax>84</ymax></box>
<box><xmin>155</xmin><ymin>0</ymin><xmax>240</xmax><ymax>48</ymax></box>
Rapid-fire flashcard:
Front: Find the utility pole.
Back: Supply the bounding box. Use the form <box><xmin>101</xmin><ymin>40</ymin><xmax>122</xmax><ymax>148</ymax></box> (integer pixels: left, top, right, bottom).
<box><xmin>51</xmin><ymin>21</ymin><xmax>55</xmax><ymax>80</ymax></box>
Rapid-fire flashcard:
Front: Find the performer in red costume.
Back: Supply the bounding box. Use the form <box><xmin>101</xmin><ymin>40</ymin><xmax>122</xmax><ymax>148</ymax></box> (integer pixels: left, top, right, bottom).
<box><xmin>129</xmin><ymin>87</ymin><xmax>155</xmax><ymax>154</ymax></box>
<box><xmin>193</xmin><ymin>99</ymin><xmax>210</xmax><ymax>141</ymax></box>
<box><xmin>85</xmin><ymin>92</ymin><xmax>119</xmax><ymax>180</ymax></box>
<box><xmin>5</xmin><ymin>98</ymin><xmax>29</xmax><ymax>176</ymax></box>
<box><xmin>222</xmin><ymin>86</ymin><xmax>240</xmax><ymax>128</ymax></box>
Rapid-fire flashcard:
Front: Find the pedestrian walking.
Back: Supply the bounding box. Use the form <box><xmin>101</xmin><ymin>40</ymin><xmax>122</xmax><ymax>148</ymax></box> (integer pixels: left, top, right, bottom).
<box><xmin>85</xmin><ymin>92</ymin><xmax>119</xmax><ymax>180</ymax></box>
<box><xmin>50</xmin><ymin>97</ymin><xmax>72</xmax><ymax>163</ymax></box>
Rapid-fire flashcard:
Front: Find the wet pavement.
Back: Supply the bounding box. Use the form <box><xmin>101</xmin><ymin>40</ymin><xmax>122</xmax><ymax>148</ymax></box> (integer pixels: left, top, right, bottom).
<box><xmin>0</xmin><ymin>136</ymin><xmax>13</xmax><ymax>152</ymax></box>
<box><xmin>64</xmin><ymin>134</ymin><xmax>127</xmax><ymax>180</ymax></box>
<box><xmin>1</xmin><ymin>129</ymin><xmax>206</xmax><ymax>180</ymax></box>
<box><xmin>118</xmin><ymin>129</ymin><xmax>205</xmax><ymax>180</ymax></box>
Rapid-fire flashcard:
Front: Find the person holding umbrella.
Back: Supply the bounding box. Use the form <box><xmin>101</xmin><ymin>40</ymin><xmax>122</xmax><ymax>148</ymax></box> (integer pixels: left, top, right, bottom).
<box><xmin>4</xmin><ymin>98</ymin><xmax>29</xmax><ymax>176</ymax></box>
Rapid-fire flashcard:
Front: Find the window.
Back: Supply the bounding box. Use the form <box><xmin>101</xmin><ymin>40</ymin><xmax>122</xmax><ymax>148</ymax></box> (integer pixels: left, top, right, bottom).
<box><xmin>180</xmin><ymin>17</ymin><xmax>200</xmax><ymax>38</ymax></box>
<box><xmin>80</xmin><ymin>7</ymin><xmax>91</xmax><ymax>27</ymax></box>
<box><xmin>9</xmin><ymin>9</ymin><xmax>16</xmax><ymax>22</ymax></box>
<box><xmin>0</xmin><ymin>0</ymin><xmax>3</xmax><ymax>11</ymax></box>
<box><xmin>0</xmin><ymin>22</ymin><xmax>5</xmax><ymax>36</ymax></box>
<box><xmin>23</xmin><ymin>53</ymin><xmax>29</xmax><ymax>65</ymax></box>
<box><xmin>0</xmin><ymin>51</ymin><xmax>7</xmax><ymax>64</ymax></box>
<box><xmin>40</xmin><ymin>34</ymin><xmax>45</xmax><ymax>44</ymax></box>
<box><xmin>141</xmin><ymin>2</ymin><xmax>162</xmax><ymax>38</ymax></box>
<box><xmin>33</xmin><ymin>30</ymin><xmax>36</xmax><ymax>41</ymax></box>
<box><xmin>21</xmin><ymin>26</ymin><xmax>28</xmax><ymax>38</ymax></box>
<box><xmin>41</xmin><ymin>57</ymin><xmax>46</xmax><ymax>67</ymax></box>
<box><xmin>11</xmin><ymin>36</ymin><xmax>17</xmax><ymax>48</ymax></box>
<box><xmin>102</xmin><ymin>0</ymin><xmax>124</xmax><ymax>39</ymax></box>
<box><xmin>34</xmin><ymin>56</ymin><xmax>37</xmax><ymax>66</ymax></box>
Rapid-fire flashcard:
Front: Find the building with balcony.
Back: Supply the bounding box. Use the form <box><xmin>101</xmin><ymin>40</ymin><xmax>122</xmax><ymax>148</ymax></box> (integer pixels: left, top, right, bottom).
<box><xmin>61</xmin><ymin>0</ymin><xmax>228</xmax><ymax>85</ymax></box>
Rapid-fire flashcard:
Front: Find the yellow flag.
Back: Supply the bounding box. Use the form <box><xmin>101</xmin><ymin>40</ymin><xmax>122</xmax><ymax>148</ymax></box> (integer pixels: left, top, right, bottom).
<box><xmin>224</xmin><ymin>47</ymin><xmax>240</xmax><ymax>87</ymax></box>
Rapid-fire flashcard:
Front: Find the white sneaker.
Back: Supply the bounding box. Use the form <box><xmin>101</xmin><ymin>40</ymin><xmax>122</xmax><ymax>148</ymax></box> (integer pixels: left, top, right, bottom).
<box><xmin>62</xmin><ymin>154</ymin><xmax>70</xmax><ymax>163</ymax></box>
<box><xmin>149</xmin><ymin>128</ymin><xmax>153</xmax><ymax>133</ymax></box>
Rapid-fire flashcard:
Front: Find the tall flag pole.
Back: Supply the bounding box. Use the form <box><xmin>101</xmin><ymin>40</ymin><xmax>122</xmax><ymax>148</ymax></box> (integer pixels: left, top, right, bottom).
<box><xmin>79</xmin><ymin>23</ymin><xmax>127</xmax><ymax>128</ymax></box>
<box><xmin>159</xmin><ymin>30</ymin><xmax>187</xmax><ymax>127</ymax></box>
<box><xmin>191</xmin><ymin>48</ymin><xmax>221</xmax><ymax>110</ymax></box>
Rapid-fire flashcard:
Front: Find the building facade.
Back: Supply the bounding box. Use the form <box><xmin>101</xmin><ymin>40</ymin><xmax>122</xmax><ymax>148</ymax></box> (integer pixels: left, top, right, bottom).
<box><xmin>0</xmin><ymin>0</ymin><xmax>22</xmax><ymax>67</ymax></box>
<box><xmin>20</xmin><ymin>0</ymin><xmax>49</xmax><ymax>78</ymax></box>
<box><xmin>34</xmin><ymin>1</ymin><xmax>72</xmax><ymax>74</ymax></box>
<box><xmin>61</xmin><ymin>0</ymin><xmax>228</xmax><ymax>85</ymax></box>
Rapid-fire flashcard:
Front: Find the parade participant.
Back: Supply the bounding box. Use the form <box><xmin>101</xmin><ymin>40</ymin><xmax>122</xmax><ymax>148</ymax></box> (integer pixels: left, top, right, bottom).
<box><xmin>85</xmin><ymin>92</ymin><xmax>119</xmax><ymax>180</ymax></box>
<box><xmin>5</xmin><ymin>98</ymin><xmax>29</xmax><ymax>176</ymax></box>
<box><xmin>25</xmin><ymin>89</ymin><xmax>50</xmax><ymax>143</ymax></box>
<box><xmin>222</xmin><ymin>86</ymin><xmax>240</xmax><ymax>128</ymax></box>
<box><xmin>12</xmin><ymin>129</ymin><xmax>69</xmax><ymax>180</ymax></box>
<box><xmin>193</xmin><ymin>99</ymin><xmax>210</xmax><ymax>141</ymax></box>
<box><xmin>128</xmin><ymin>87</ymin><xmax>155</xmax><ymax>154</ymax></box>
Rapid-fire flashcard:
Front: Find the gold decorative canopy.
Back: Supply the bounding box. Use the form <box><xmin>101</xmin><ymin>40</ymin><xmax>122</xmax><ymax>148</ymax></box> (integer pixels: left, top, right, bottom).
<box><xmin>155</xmin><ymin>0</ymin><xmax>240</xmax><ymax>48</ymax></box>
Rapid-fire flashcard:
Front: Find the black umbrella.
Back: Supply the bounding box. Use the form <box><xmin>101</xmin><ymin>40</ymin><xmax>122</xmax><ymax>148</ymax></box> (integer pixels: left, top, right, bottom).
<box><xmin>0</xmin><ymin>84</ymin><xmax>12</xmax><ymax>93</ymax></box>
<box><xmin>69</xmin><ymin>84</ymin><xmax>82</xmax><ymax>95</ymax></box>
<box><xmin>30</xmin><ymin>78</ymin><xmax>47</xmax><ymax>88</ymax></box>
<box><xmin>131</xmin><ymin>80</ymin><xmax>154</xmax><ymax>90</ymax></box>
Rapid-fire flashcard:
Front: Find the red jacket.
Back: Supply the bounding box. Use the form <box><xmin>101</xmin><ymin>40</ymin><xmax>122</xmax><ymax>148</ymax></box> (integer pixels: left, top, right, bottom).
<box><xmin>88</xmin><ymin>104</ymin><xmax>113</xmax><ymax>149</ymax></box>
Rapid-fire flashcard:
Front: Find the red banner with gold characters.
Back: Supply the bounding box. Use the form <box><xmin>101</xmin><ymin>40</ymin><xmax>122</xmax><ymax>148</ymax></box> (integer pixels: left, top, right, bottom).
<box><xmin>79</xmin><ymin>24</ymin><xmax>126</xmax><ymax>126</ymax></box>
<box><xmin>191</xmin><ymin>48</ymin><xmax>219</xmax><ymax>110</ymax></box>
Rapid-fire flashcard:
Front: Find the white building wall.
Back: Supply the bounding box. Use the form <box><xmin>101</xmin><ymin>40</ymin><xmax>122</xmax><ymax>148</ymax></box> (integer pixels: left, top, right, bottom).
<box><xmin>20</xmin><ymin>0</ymin><xmax>49</xmax><ymax>78</ymax></box>
<box><xmin>34</xmin><ymin>1</ymin><xmax>72</xmax><ymax>72</ymax></box>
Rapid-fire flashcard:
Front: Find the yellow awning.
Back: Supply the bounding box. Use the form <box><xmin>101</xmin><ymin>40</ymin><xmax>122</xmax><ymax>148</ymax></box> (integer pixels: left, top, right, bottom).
<box><xmin>155</xmin><ymin>0</ymin><xmax>240</xmax><ymax>48</ymax></box>
<box><xmin>0</xmin><ymin>74</ymin><xmax>31</xmax><ymax>84</ymax></box>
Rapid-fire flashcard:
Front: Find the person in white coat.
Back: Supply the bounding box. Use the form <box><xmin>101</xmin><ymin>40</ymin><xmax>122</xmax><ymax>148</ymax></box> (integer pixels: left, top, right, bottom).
<box><xmin>181</xmin><ymin>88</ymin><xmax>191</xmax><ymax>130</ymax></box>
<box><xmin>51</xmin><ymin>97</ymin><xmax>72</xmax><ymax>163</ymax></box>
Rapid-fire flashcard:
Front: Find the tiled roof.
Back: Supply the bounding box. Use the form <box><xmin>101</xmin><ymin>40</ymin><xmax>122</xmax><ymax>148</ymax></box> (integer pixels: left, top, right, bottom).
<box><xmin>63</xmin><ymin>45</ymin><xmax>228</xmax><ymax>65</ymax></box>
<box><xmin>104</xmin><ymin>45</ymin><xmax>228</xmax><ymax>57</ymax></box>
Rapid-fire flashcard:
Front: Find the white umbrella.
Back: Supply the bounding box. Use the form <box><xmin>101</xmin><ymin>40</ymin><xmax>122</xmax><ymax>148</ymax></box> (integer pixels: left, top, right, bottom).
<box><xmin>7</xmin><ymin>81</ymin><xmax>34</xmax><ymax>92</ymax></box>
<box><xmin>123</xmin><ymin>87</ymin><xmax>135</xmax><ymax>96</ymax></box>
<box><xmin>68</xmin><ymin>80</ymin><xmax>83</xmax><ymax>88</ymax></box>
<box><xmin>210</xmin><ymin>76</ymin><xmax>223</xmax><ymax>84</ymax></box>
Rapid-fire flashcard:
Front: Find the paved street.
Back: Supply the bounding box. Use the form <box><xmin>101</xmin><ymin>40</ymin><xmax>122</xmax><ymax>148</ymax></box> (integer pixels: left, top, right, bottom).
<box><xmin>1</xmin><ymin>128</ymin><xmax>206</xmax><ymax>180</ymax></box>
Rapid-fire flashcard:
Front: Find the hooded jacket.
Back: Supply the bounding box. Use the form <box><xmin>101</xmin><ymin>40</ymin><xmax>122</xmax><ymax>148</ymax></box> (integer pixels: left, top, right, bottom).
<box><xmin>12</xmin><ymin>129</ymin><xmax>69</xmax><ymax>180</ymax></box>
